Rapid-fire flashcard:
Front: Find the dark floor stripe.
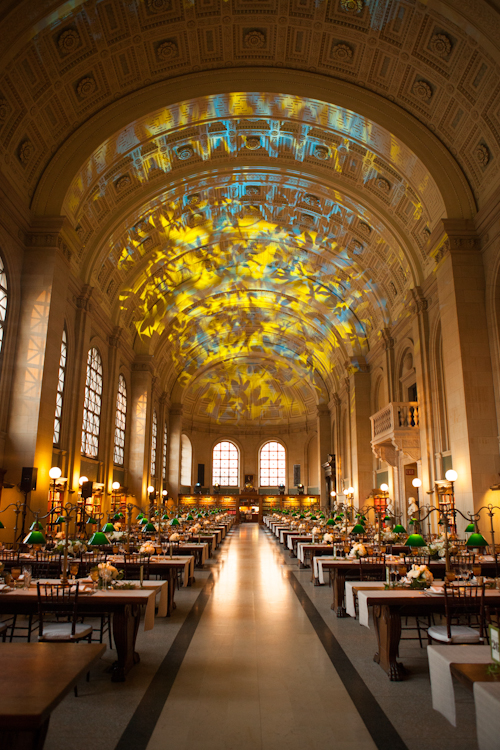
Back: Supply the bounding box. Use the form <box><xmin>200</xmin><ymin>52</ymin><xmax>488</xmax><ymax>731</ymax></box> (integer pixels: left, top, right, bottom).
<box><xmin>264</xmin><ymin>529</ymin><xmax>409</xmax><ymax>750</ymax></box>
<box><xmin>115</xmin><ymin>574</ymin><xmax>214</xmax><ymax>750</ymax></box>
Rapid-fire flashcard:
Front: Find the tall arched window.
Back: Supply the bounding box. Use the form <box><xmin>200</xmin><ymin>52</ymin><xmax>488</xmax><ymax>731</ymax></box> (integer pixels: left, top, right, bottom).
<box><xmin>212</xmin><ymin>441</ymin><xmax>239</xmax><ymax>486</ymax></box>
<box><xmin>162</xmin><ymin>422</ymin><xmax>168</xmax><ymax>481</ymax></box>
<box><xmin>113</xmin><ymin>375</ymin><xmax>127</xmax><ymax>465</ymax></box>
<box><xmin>0</xmin><ymin>254</ymin><xmax>7</xmax><ymax>355</ymax></box>
<box><xmin>180</xmin><ymin>434</ymin><xmax>192</xmax><ymax>487</ymax></box>
<box><xmin>81</xmin><ymin>347</ymin><xmax>103</xmax><ymax>458</ymax></box>
<box><xmin>260</xmin><ymin>441</ymin><xmax>286</xmax><ymax>486</ymax></box>
<box><xmin>53</xmin><ymin>327</ymin><xmax>67</xmax><ymax>446</ymax></box>
<box><xmin>150</xmin><ymin>409</ymin><xmax>158</xmax><ymax>477</ymax></box>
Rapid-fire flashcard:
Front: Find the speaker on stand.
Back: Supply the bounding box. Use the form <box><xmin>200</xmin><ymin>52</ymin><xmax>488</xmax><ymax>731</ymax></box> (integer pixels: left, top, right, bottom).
<box><xmin>18</xmin><ymin>467</ymin><xmax>38</xmax><ymax>544</ymax></box>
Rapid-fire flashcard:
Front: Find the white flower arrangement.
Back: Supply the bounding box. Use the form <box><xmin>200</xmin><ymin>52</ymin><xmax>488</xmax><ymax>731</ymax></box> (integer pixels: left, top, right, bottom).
<box><xmin>203</xmin><ymin>519</ymin><xmax>211</xmax><ymax>527</ymax></box>
<box><xmin>323</xmin><ymin>533</ymin><xmax>334</xmax><ymax>543</ymax></box>
<box><xmin>169</xmin><ymin>533</ymin><xmax>180</xmax><ymax>542</ymax></box>
<box><xmin>191</xmin><ymin>523</ymin><xmax>201</xmax><ymax>533</ymax></box>
<box><xmin>312</xmin><ymin>526</ymin><xmax>322</xmax><ymax>535</ymax></box>
<box><xmin>97</xmin><ymin>562</ymin><xmax>121</xmax><ymax>581</ymax></box>
<box><xmin>405</xmin><ymin>564</ymin><xmax>434</xmax><ymax>588</ymax></box>
<box><xmin>298</xmin><ymin>524</ymin><xmax>305</xmax><ymax>532</ymax></box>
<box><xmin>382</xmin><ymin>530</ymin><xmax>396</xmax><ymax>542</ymax></box>
<box><xmin>109</xmin><ymin>531</ymin><xmax>125</xmax><ymax>541</ymax></box>
<box><xmin>349</xmin><ymin>543</ymin><xmax>367</xmax><ymax>558</ymax></box>
<box><xmin>139</xmin><ymin>542</ymin><xmax>156</xmax><ymax>556</ymax></box>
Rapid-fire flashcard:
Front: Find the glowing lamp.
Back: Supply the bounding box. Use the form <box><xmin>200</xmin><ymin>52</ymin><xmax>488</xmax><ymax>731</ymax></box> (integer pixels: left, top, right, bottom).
<box><xmin>23</xmin><ymin>530</ymin><xmax>45</xmax><ymax>546</ymax></box>
<box><xmin>102</xmin><ymin>522</ymin><xmax>115</xmax><ymax>533</ymax></box>
<box><xmin>412</xmin><ymin>478</ymin><xmax>422</xmax><ymax>488</ymax></box>
<box><xmin>465</xmin><ymin>523</ymin><xmax>475</xmax><ymax>533</ymax></box>
<box><xmin>143</xmin><ymin>522</ymin><xmax>156</xmax><ymax>532</ymax></box>
<box><xmin>405</xmin><ymin>533</ymin><xmax>426</xmax><ymax>548</ymax></box>
<box><xmin>351</xmin><ymin>524</ymin><xmax>365</xmax><ymax>535</ymax></box>
<box><xmin>394</xmin><ymin>524</ymin><xmax>406</xmax><ymax>534</ymax></box>
<box><xmin>88</xmin><ymin>531</ymin><xmax>110</xmax><ymax>546</ymax></box>
<box><xmin>112</xmin><ymin>481</ymin><xmax>120</xmax><ymax>491</ymax></box>
<box><xmin>79</xmin><ymin>476</ymin><xmax>88</xmax><ymax>485</ymax></box>
<box><xmin>380</xmin><ymin>483</ymin><xmax>389</xmax><ymax>493</ymax></box>
<box><xmin>466</xmin><ymin>532</ymin><xmax>488</xmax><ymax>548</ymax></box>
<box><xmin>49</xmin><ymin>467</ymin><xmax>62</xmax><ymax>480</ymax></box>
<box><xmin>147</xmin><ymin>485</ymin><xmax>154</xmax><ymax>493</ymax></box>
<box><xmin>445</xmin><ymin>470</ymin><xmax>458</xmax><ymax>482</ymax></box>
<box><xmin>170</xmin><ymin>518</ymin><xmax>180</xmax><ymax>526</ymax></box>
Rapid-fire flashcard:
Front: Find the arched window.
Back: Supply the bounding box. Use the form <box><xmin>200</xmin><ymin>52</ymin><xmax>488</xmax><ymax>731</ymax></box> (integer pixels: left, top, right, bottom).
<box><xmin>81</xmin><ymin>347</ymin><xmax>103</xmax><ymax>458</ymax></box>
<box><xmin>212</xmin><ymin>441</ymin><xmax>239</xmax><ymax>487</ymax></box>
<box><xmin>113</xmin><ymin>375</ymin><xmax>127</xmax><ymax>465</ymax></box>
<box><xmin>180</xmin><ymin>434</ymin><xmax>192</xmax><ymax>487</ymax></box>
<box><xmin>162</xmin><ymin>422</ymin><xmax>168</xmax><ymax>481</ymax></box>
<box><xmin>53</xmin><ymin>327</ymin><xmax>67</xmax><ymax>446</ymax></box>
<box><xmin>150</xmin><ymin>409</ymin><xmax>158</xmax><ymax>477</ymax></box>
<box><xmin>0</xmin><ymin>254</ymin><xmax>7</xmax><ymax>355</ymax></box>
<box><xmin>260</xmin><ymin>441</ymin><xmax>286</xmax><ymax>486</ymax></box>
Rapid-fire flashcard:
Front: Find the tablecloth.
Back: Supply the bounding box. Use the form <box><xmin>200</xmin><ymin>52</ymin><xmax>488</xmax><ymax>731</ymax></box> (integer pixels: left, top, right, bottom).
<box><xmin>474</xmin><ymin>681</ymin><xmax>500</xmax><ymax>749</ymax></box>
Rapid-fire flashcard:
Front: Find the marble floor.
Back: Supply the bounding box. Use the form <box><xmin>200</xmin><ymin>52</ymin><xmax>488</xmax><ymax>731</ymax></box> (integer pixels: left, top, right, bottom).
<box><xmin>43</xmin><ymin>523</ymin><xmax>481</xmax><ymax>750</ymax></box>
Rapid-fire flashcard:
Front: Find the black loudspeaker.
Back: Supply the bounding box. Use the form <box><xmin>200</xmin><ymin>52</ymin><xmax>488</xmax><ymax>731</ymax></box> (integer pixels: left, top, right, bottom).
<box><xmin>81</xmin><ymin>480</ymin><xmax>93</xmax><ymax>499</ymax></box>
<box><xmin>20</xmin><ymin>467</ymin><xmax>37</xmax><ymax>493</ymax></box>
<box><xmin>197</xmin><ymin>463</ymin><xmax>205</xmax><ymax>485</ymax></box>
<box><xmin>293</xmin><ymin>464</ymin><xmax>301</xmax><ymax>486</ymax></box>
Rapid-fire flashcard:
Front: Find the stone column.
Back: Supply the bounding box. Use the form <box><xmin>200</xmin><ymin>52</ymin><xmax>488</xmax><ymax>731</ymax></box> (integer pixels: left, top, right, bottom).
<box><xmin>4</xmin><ymin>220</ymin><xmax>75</xmax><ymax>515</ymax></box>
<box><xmin>434</xmin><ymin>220</ymin><xmax>500</xmax><ymax>518</ymax></box>
<box><xmin>128</xmin><ymin>357</ymin><xmax>154</xmax><ymax>508</ymax></box>
<box><xmin>168</xmin><ymin>403</ymin><xmax>183</xmax><ymax>504</ymax></box>
<box><xmin>158</xmin><ymin>392</ymin><xmax>169</xmax><ymax>494</ymax></box>
<box><xmin>101</xmin><ymin>327</ymin><xmax>122</xmax><ymax>513</ymax></box>
<box><xmin>316</xmin><ymin>405</ymin><xmax>331</xmax><ymax>508</ymax></box>
<box><xmin>381</xmin><ymin>328</ymin><xmax>396</xmax><ymax>402</ymax></box>
<box><xmin>348</xmin><ymin>359</ymin><xmax>373</xmax><ymax>508</ymax></box>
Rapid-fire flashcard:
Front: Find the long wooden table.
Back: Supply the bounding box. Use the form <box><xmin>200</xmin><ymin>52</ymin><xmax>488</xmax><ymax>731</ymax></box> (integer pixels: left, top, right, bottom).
<box><xmin>0</xmin><ymin>643</ymin><xmax>106</xmax><ymax>749</ymax></box>
<box><xmin>0</xmin><ymin>587</ymin><xmax>156</xmax><ymax>682</ymax></box>
<box><xmin>358</xmin><ymin>588</ymin><xmax>500</xmax><ymax>681</ymax></box>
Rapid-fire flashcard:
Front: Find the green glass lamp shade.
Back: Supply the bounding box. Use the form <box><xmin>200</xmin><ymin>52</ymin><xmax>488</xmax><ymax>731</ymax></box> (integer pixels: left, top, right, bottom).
<box><xmin>136</xmin><ymin>513</ymin><xmax>145</xmax><ymax>521</ymax></box>
<box><xmin>113</xmin><ymin>513</ymin><xmax>124</xmax><ymax>520</ymax></box>
<box><xmin>102</xmin><ymin>522</ymin><xmax>115</xmax><ymax>533</ymax></box>
<box><xmin>383</xmin><ymin>515</ymin><xmax>392</xmax><ymax>522</ymax></box>
<box><xmin>351</xmin><ymin>524</ymin><xmax>365</xmax><ymax>534</ymax></box>
<box><xmin>335</xmin><ymin>516</ymin><xmax>343</xmax><ymax>522</ymax></box>
<box><xmin>56</xmin><ymin>516</ymin><xmax>66</xmax><ymax>525</ymax></box>
<box><xmin>197</xmin><ymin>514</ymin><xmax>203</xmax><ymax>519</ymax></box>
<box><xmin>0</xmin><ymin>520</ymin><xmax>4</xmax><ymax>529</ymax></box>
<box><xmin>170</xmin><ymin>518</ymin><xmax>180</xmax><ymax>526</ymax></box>
<box><xmin>464</xmin><ymin>523</ymin><xmax>475</xmax><ymax>533</ymax></box>
<box><xmin>187</xmin><ymin>514</ymin><xmax>194</xmax><ymax>520</ymax></box>
<box><xmin>162</xmin><ymin>513</ymin><xmax>169</xmax><ymax>520</ymax></box>
<box><xmin>466</xmin><ymin>532</ymin><xmax>488</xmax><ymax>547</ymax></box>
<box><xmin>337</xmin><ymin>513</ymin><xmax>344</xmax><ymax>518</ymax></box>
<box><xmin>86</xmin><ymin>516</ymin><xmax>97</xmax><ymax>525</ymax></box>
<box><xmin>139</xmin><ymin>517</ymin><xmax>149</xmax><ymax>525</ymax></box>
<box><xmin>143</xmin><ymin>522</ymin><xmax>156</xmax><ymax>532</ymax></box>
<box><xmin>309</xmin><ymin>515</ymin><xmax>317</xmax><ymax>520</ymax></box>
<box><xmin>29</xmin><ymin>520</ymin><xmax>44</xmax><ymax>531</ymax></box>
<box><xmin>393</xmin><ymin>524</ymin><xmax>406</xmax><ymax>534</ymax></box>
<box><xmin>24</xmin><ymin>530</ymin><xmax>46</xmax><ymax>545</ymax></box>
<box><xmin>299</xmin><ymin>514</ymin><xmax>305</xmax><ymax>519</ymax></box>
<box><xmin>88</xmin><ymin>531</ymin><xmax>110</xmax><ymax>546</ymax></box>
<box><xmin>319</xmin><ymin>513</ymin><xmax>325</xmax><ymax>518</ymax></box>
<box><xmin>326</xmin><ymin>519</ymin><xmax>335</xmax><ymax>526</ymax></box>
<box><xmin>405</xmin><ymin>533</ymin><xmax>426</xmax><ymax>548</ymax></box>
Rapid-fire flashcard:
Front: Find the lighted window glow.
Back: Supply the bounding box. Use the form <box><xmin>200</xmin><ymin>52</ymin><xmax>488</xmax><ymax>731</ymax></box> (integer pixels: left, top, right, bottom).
<box><xmin>180</xmin><ymin>434</ymin><xmax>192</xmax><ymax>486</ymax></box>
<box><xmin>0</xmin><ymin>255</ymin><xmax>7</xmax><ymax>355</ymax></box>
<box><xmin>260</xmin><ymin>441</ymin><xmax>286</xmax><ymax>487</ymax></box>
<box><xmin>162</xmin><ymin>421</ymin><xmax>168</xmax><ymax>480</ymax></box>
<box><xmin>81</xmin><ymin>347</ymin><xmax>103</xmax><ymax>458</ymax></box>
<box><xmin>53</xmin><ymin>327</ymin><xmax>67</xmax><ymax>446</ymax></box>
<box><xmin>113</xmin><ymin>374</ymin><xmax>127</xmax><ymax>466</ymax></box>
<box><xmin>212</xmin><ymin>441</ymin><xmax>239</xmax><ymax>487</ymax></box>
<box><xmin>150</xmin><ymin>409</ymin><xmax>157</xmax><ymax>477</ymax></box>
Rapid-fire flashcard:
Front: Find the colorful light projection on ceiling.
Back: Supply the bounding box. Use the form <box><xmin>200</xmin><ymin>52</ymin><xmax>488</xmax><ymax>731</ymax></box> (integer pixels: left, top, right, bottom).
<box><xmin>183</xmin><ymin>358</ymin><xmax>322</xmax><ymax>427</ymax></box>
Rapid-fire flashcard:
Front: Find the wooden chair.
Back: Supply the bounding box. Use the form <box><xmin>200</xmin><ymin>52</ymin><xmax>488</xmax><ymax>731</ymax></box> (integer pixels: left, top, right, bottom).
<box><xmin>79</xmin><ymin>553</ymin><xmax>107</xmax><ymax>577</ymax></box>
<box><xmin>359</xmin><ymin>556</ymin><xmax>386</xmax><ymax>581</ymax></box>
<box><xmin>427</xmin><ymin>583</ymin><xmax>485</xmax><ymax>645</ymax></box>
<box><xmin>0</xmin><ymin>621</ymin><xmax>9</xmax><ymax>642</ymax></box>
<box><xmin>37</xmin><ymin>583</ymin><xmax>93</xmax><ymax>643</ymax></box>
<box><xmin>33</xmin><ymin>551</ymin><xmax>61</xmax><ymax>579</ymax></box>
<box><xmin>123</xmin><ymin>554</ymin><xmax>150</xmax><ymax>580</ymax></box>
<box><xmin>404</xmin><ymin>555</ymin><xmax>430</xmax><ymax>566</ymax></box>
<box><xmin>450</xmin><ymin>553</ymin><xmax>475</xmax><ymax>567</ymax></box>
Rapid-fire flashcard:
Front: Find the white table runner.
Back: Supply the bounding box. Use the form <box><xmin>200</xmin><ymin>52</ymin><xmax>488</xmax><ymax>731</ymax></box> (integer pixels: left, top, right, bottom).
<box><xmin>474</xmin><ymin>681</ymin><xmax>500</xmax><ymax>750</ymax></box>
<box><xmin>427</xmin><ymin>644</ymin><xmax>492</xmax><ymax>726</ymax></box>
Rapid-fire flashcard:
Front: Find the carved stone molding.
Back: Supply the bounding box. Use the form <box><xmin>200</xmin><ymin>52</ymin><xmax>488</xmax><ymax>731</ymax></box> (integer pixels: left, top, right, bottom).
<box><xmin>381</xmin><ymin>328</ymin><xmax>394</xmax><ymax>351</ymax></box>
<box><xmin>75</xmin><ymin>284</ymin><xmax>93</xmax><ymax>312</ymax></box>
<box><xmin>410</xmin><ymin>287</ymin><xmax>428</xmax><ymax>314</ymax></box>
<box><xmin>372</xmin><ymin>443</ymin><xmax>398</xmax><ymax>467</ymax></box>
<box><xmin>109</xmin><ymin>326</ymin><xmax>123</xmax><ymax>349</ymax></box>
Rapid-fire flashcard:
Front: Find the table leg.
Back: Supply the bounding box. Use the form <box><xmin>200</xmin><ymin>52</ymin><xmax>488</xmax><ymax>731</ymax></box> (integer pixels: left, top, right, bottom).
<box><xmin>111</xmin><ymin>604</ymin><xmax>142</xmax><ymax>682</ymax></box>
<box><xmin>372</xmin><ymin>604</ymin><xmax>406</xmax><ymax>681</ymax></box>
<box><xmin>331</xmin><ymin>569</ymin><xmax>347</xmax><ymax>617</ymax></box>
<box><xmin>167</xmin><ymin>569</ymin><xmax>177</xmax><ymax>616</ymax></box>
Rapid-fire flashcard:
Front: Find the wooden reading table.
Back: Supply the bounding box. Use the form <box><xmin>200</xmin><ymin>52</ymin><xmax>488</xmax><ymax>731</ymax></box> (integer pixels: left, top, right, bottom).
<box><xmin>0</xmin><ymin>642</ymin><xmax>105</xmax><ymax>749</ymax></box>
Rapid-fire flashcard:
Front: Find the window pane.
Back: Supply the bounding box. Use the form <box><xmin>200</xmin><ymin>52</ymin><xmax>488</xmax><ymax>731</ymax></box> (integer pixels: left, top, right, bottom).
<box><xmin>212</xmin><ymin>440</ymin><xmax>239</xmax><ymax>486</ymax></box>
<box><xmin>259</xmin><ymin>441</ymin><xmax>286</xmax><ymax>486</ymax></box>
<box><xmin>113</xmin><ymin>375</ymin><xmax>127</xmax><ymax>465</ymax></box>
<box><xmin>81</xmin><ymin>347</ymin><xmax>103</xmax><ymax>458</ymax></box>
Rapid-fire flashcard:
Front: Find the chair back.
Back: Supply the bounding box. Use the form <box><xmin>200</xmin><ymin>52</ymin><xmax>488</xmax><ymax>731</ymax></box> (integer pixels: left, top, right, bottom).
<box><xmin>37</xmin><ymin>583</ymin><xmax>80</xmax><ymax>637</ymax></box>
<box><xmin>124</xmin><ymin>554</ymin><xmax>149</xmax><ymax>580</ymax></box>
<box><xmin>443</xmin><ymin>583</ymin><xmax>485</xmax><ymax>640</ymax></box>
<box><xmin>404</xmin><ymin>555</ymin><xmax>430</xmax><ymax>566</ymax></box>
<box><xmin>450</xmin><ymin>553</ymin><xmax>475</xmax><ymax>567</ymax></box>
<box><xmin>79</xmin><ymin>553</ymin><xmax>107</xmax><ymax>576</ymax></box>
<box><xmin>359</xmin><ymin>556</ymin><xmax>385</xmax><ymax>581</ymax></box>
<box><xmin>33</xmin><ymin>551</ymin><xmax>61</xmax><ymax>579</ymax></box>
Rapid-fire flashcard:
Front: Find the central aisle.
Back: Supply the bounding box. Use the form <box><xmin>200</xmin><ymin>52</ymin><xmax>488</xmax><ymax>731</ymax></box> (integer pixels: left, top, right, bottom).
<box><xmin>146</xmin><ymin>524</ymin><xmax>377</xmax><ymax>750</ymax></box>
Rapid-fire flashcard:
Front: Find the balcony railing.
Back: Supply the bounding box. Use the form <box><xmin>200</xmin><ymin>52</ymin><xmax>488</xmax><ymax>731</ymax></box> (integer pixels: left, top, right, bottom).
<box><xmin>371</xmin><ymin>402</ymin><xmax>419</xmax><ymax>441</ymax></box>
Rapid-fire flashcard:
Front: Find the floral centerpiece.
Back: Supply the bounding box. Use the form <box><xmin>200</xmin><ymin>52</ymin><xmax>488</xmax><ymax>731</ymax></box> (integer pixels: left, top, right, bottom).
<box><xmin>91</xmin><ymin>562</ymin><xmax>123</xmax><ymax>589</ymax></box>
<box><xmin>53</xmin><ymin>539</ymin><xmax>87</xmax><ymax>557</ymax></box>
<box><xmin>139</xmin><ymin>542</ymin><xmax>156</xmax><ymax>556</ymax></box>
<box><xmin>191</xmin><ymin>523</ymin><xmax>201</xmax><ymax>533</ymax></box>
<box><xmin>169</xmin><ymin>532</ymin><xmax>180</xmax><ymax>542</ymax></box>
<box><xmin>323</xmin><ymin>533</ymin><xmax>334</xmax><ymax>544</ymax></box>
<box><xmin>349</xmin><ymin>543</ymin><xmax>367</xmax><ymax>558</ymax></box>
<box><xmin>406</xmin><ymin>564</ymin><xmax>434</xmax><ymax>589</ymax></box>
<box><xmin>382</xmin><ymin>530</ymin><xmax>396</xmax><ymax>543</ymax></box>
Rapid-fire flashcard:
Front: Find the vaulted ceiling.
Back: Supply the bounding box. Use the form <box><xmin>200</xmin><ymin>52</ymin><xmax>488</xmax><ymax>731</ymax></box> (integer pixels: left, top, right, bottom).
<box><xmin>0</xmin><ymin>0</ymin><xmax>496</xmax><ymax>424</ymax></box>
